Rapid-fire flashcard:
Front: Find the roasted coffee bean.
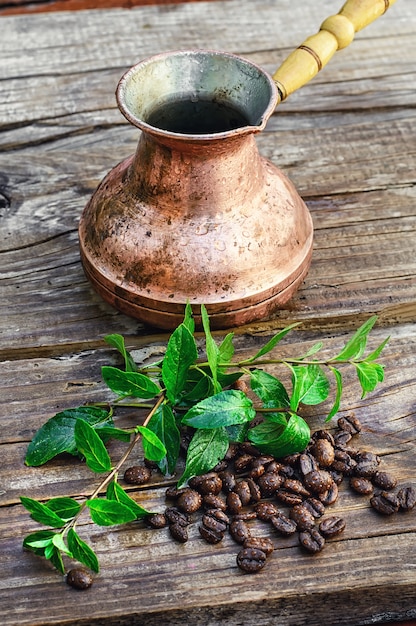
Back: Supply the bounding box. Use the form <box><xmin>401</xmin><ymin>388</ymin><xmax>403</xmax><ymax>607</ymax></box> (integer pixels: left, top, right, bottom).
<box><xmin>303</xmin><ymin>470</ymin><xmax>333</xmax><ymax>494</ymax></box>
<box><xmin>218</xmin><ymin>470</ymin><xmax>237</xmax><ymax>493</ymax></box>
<box><xmin>331</xmin><ymin>450</ymin><xmax>356</xmax><ymax>475</ymax></box>
<box><xmin>299</xmin><ymin>528</ymin><xmax>325</xmax><ymax>554</ymax></box>
<box><xmin>203</xmin><ymin>493</ymin><xmax>227</xmax><ymax>511</ymax></box>
<box><xmin>251</xmin><ymin>455</ymin><xmax>275</xmax><ymax>469</ymax></box>
<box><xmin>318</xmin><ymin>481</ymin><xmax>339</xmax><ymax>506</ymax></box>
<box><xmin>234</xmin><ymin>453</ymin><xmax>255</xmax><ymax>474</ymax></box>
<box><xmin>123</xmin><ymin>465</ymin><xmax>151</xmax><ymax>485</ymax></box>
<box><xmin>299</xmin><ymin>452</ymin><xmax>319</xmax><ymax>476</ymax></box>
<box><xmin>311</xmin><ymin>430</ymin><xmax>335</xmax><ymax>446</ymax></box>
<box><xmin>248</xmin><ymin>465</ymin><xmax>265</xmax><ymax>481</ymax></box>
<box><xmin>397</xmin><ymin>485</ymin><xmax>416</xmax><ymax>511</ymax></box>
<box><xmin>290</xmin><ymin>504</ymin><xmax>315</xmax><ymax>531</ymax></box>
<box><xmin>333</xmin><ymin>429</ymin><xmax>352</xmax><ymax>447</ymax></box>
<box><xmin>254</xmin><ymin>501</ymin><xmax>280</xmax><ymax>521</ymax></box>
<box><xmin>257</xmin><ymin>472</ymin><xmax>283</xmax><ymax>497</ymax></box>
<box><xmin>279</xmin><ymin>464</ymin><xmax>295</xmax><ymax>478</ymax></box>
<box><xmin>282</xmin><ymin>453</ymin><xmax>301</xmax><ymax>467</ymax></box>
<box><xmin>243</xmin><ymin>536</ymin><xmax>274</xmax><ymax>557</ymax></box>
<box><xmin>145</xmin><ymin>513</ymin><xmax>167</xmax><ymax>529</ymax></box>
<box><xmin>303</xmin><ymin>497</ymin><xmax>326</xmax><ymax>519</ymax></box>
<box><xmin>370</xmin><ymin>491</ymin><xmax>400</xmax><ymax>515</ymax></box>
<box><xmin>246</xmin><ymin>478</ymin><xmax>261</xmax><ymax>502</ymax></box>
<box><xmin>372</xmin><ymin>471</ymin><xmax>397</xmax><ymax>491</ymax></box>
<box><xmin>164</xmin><ymin>507</ymin><xmax>189</xmax><ymax>527</ymax></box>
<box><xmin>202</xmin><ymin>512</ymin><xmax>228</xmax><ymax>534</ymax></box>
<box><xmin>265</xmin><ymin>461</ymin><xmax>283</xmax><ymax>474</ymax></box>
<box><xmin>232</xmin><ymin>378</ymin><xmax>249</xmax><ymax>394</ymax></box>
<box><xmin>238</xmin><ymin>442</ymin><xmax>261</xmax><ymax>456</ymax></box>
<box><xmin>310</xmin><ymin>439</ymin><xmax>335</xmax><ymax>468</ymax></box>
<box><xmin>234</xmin><ymin>480</ymin><xmax>252</xmax><ymax>506</ymax></box>
<box><xmin>319</xmin><ymin>516</ymin><xmax>346</xmax><ymax>538</ymax></box>
<box><xmin>355</xmin><ymin>450</ymin><xmax>381</xmax><ymax>465</ymax></box>
<box><xmin>226</xmin><ymin>491</ymin><xmax>243</xmax><ymax>515</ymax></box>
<box><xmin>213</xmin><ymin>460</ymin><xmax>228</xmax><ymax>473</ymax></box>
<box><xmin>199</xmin><ymin>524</ymin><xmax>224</xmax><ymax>544</ymax></box>
<box><xmin>165</xmin><ymin>485</ymin><xmax>187</xmax><ymax>499</ymax></box>
<box><xmin>350</xmin><ymin>476</ymin><xmax>373</xmax><ymax>495</ymax></box>
<box><xmin>197</xmin><ymin>472</ymin><xmax>223</xmax><ymax>495</ymax></box>
<box><xmin>283</xmin><ymin>478</ymin><xmax>311</xmax><ymax>498</ymax></box>
<box><xmin>176</xmin><ymin>489</ymin><xmax>202</xmax><ymax>513</ymax></box>
<box><xmin>275</xmin><ymin>489</ymin><xmax>303</xmax><ymax>506</ymax></box>
<box><xmin>204</xmin><ymin>508</ymin><xmax>230</xmax><ymax>527</ymax></box>
<box><xmin>224</xmin><ymin>442</ymin><xmax>239</xmax><ymax>462</ymax></box>
<box><xmin>234</xmin><ymin>510</ymin><xmax>258</xmax><ymax>521</ymax></box>
<box><xmin>66</xmin><ymin>568</ymin><xmax>93</xmax><ymax>590</ymax></box>
<box><xmin>329</xmin><ymin>469</ymin><xmax>344</xmax><ymax>485</ymax></box>
<box><xmin>169</xmin><ymin>522</ymin><xmax>189</xmax><ymax>543</ymax></box>
<box><xmin>229</xmin><ymin>519</ymin><xmax>251</xmax><ymax>544</ymax></box>
<box><xmin>337</xmin><ymin>414</ymin><xmax>362</xmax><ymax>435</ymax></box>
<box><xmin>236</xmin><ymin>547</ymin><xmax>267</xmax><ymax>573</ymax></box>
<box><xmin>270</xmin><ymin>513</ymin><xmax>297</xmax><ymax>536</ymax></box>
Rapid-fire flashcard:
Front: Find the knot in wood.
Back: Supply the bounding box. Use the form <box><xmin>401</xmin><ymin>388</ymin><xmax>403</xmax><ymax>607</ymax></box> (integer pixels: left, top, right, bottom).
<box><xmin>321</xmin><ymin>14</ymin><xmax>355</xmax><ymax>49</ymax></box>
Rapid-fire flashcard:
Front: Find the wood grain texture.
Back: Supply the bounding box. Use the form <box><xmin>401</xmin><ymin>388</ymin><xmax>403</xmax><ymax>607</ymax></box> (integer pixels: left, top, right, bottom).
<box><xmin>0</xmin><ymin>0</ymin><xmax>415</xmax><ymax>624</ymax></box>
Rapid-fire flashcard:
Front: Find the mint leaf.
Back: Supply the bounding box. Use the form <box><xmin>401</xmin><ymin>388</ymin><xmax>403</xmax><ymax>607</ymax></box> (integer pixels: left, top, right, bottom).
<box><xmin>23</xmin><ymin>530</ymin><xmax>57</xmax><ymax>553</ymax></box>
<box><xmin>182</xmin><ymin>368</ymin><xmax>215</xmax><ymax>402</ymax></box>
<box><xmin>67</xmin><ymin>528</ymin><xmax>100</xmax><ymax>572</ymax></box>
<box><xmin>104</xmin><ymin>333</ymin><xmax>137</xmax><ymax>372</ymax></box>
<box><xmin>106</xmin><ymin>481</ymin><xmax>153</xmax><ymax>518</ymax></box>
<box><xmin>162</xmin><ymin>323</ymin><xmax>198</xmax><ymax>403</ymax></box>
<box><xmin>74</xmin><ymin>419</ymin><xmax>112</xmax><ymax>473</ymax></box>
<box><xmin>364</xmin><ymin>336</ymin><xmax>390</xmax><ymax>362</ymax></box>
<box><xmin>25</xmin><ymin>406</ymin><xmax>113</xmax><ymax>466</ymax></box>
<box><xmin>95</xmin><ymin>426</ymin><xmax>132</xmax><ymax>443</ymax></box>
<box><xmin>355</xmin><ymin>361</ymin><xmax>385</xmax><ymax>398</ymax></box>
<box><xmin>177</xmin><ymin>427</ymin><xmax>229</xmax><ymax>487</ymax></box>
<box><xmin>20</xmin><ymin>497</ymin><xmax>66</xmax><ymax>528</ymax></box>
<box><xmin>136</xmin><ymin>425</ymin><xmax>166</xmax><ymax>462</ymax></box>
<box><xmin>290</xmin><ymin>364</ymin><xmax>330</xmax><ymax>410</ymax></box>
<box><xmin>182</xmin><ymin>390</ymin><xmax>256</xmax><ymax>429</ymax></box>
<box><xmin>86</xmin><ymin>499</ymin><xmax>137</xmax><ymax>526</ymax></box>
<box><xmin>333</xmin><ymin>316</ymin><xmax>378</xmax><ymax>361</ymax></box>
<box><xmin>147</xmin><ymin>404</ymin><xmax>180</xmax><ymax>475</ymax></box>
<box><xmin>101</xmin><ymin>366</ymin><xmax>160</xmax><ymax>399</ymax></box>
<box><xmin>52</xmin><ymin>532</ymin><xmax>73</xmax><ymax>556</ymax></box>
<box><xmin>46</xmin><ymin>544</ymin><xmax>65</xmax><ymax>574</ymax></box>
<box><xmin>201</xmin><ymin>304</ymin><xmax>221</xmax><ymax>393</ymax></box>
<box><xmin>248</xmin><ymin>413</ymin><xmax>310</xmax><ymax>457</ymax></box>
<box><xmin>45</xmin><ymin>497</ymin><xmax>81</xmax><ymax>521</ymax></box>
<box><xmin>218</xmin><ymin>332</ymin><xmax>235</xmax><ymax>363</ymax></box>
<box><xmin>182</xmin><ymin>301</ymin><xmax>195</xmax><ymax>334</ymax></box>
<box><xmin>250</xmin><ymin>369</ymin><xmax>290</xmax><ymax>408</ymax></box>
<box><xmin>244</xmin><ymin>323</ymin><xmax>300</xmax><ymax>362</ymax></box>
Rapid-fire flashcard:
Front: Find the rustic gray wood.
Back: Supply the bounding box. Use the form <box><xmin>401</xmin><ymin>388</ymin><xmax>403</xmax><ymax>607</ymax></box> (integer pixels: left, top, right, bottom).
<box><xmin>0</xmin><ymin>0</ymin><xmax>415</xmax><ymax>624</ymax></box>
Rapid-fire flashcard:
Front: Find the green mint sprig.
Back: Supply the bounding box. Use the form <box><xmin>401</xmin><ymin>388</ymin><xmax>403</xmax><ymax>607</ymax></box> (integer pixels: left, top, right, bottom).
<box><xmin>21</xmin><ymin>305</ymin><xmax>388</xmax><ymax>578</ymax></box>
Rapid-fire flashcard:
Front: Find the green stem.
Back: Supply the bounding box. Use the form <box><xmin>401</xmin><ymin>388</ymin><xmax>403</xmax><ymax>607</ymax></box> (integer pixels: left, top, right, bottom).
<box><xmin>65</xmin><ymin>394</ymin><xmax>165</xmax><ymax>533</ymax></box>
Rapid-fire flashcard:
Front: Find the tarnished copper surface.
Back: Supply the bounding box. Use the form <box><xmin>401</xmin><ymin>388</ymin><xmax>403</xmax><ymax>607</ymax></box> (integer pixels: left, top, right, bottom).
<box><xmin>79</xmin><ymin>50</ymin><xmax>313</xmax><ymax>329</ymax></box>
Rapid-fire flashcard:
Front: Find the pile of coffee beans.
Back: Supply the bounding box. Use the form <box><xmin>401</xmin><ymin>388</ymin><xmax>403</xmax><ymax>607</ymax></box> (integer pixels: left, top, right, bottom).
<box><xmin>124</xmin><ymin>414</ymin><xmax>415</xmax><ymax>574</ymax></box>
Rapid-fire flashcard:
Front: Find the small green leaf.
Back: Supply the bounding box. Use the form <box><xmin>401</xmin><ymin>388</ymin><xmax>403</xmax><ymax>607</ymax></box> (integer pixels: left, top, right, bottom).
<box><xmin>201</xmin><ymin>304</ymin><xmax>221</xmax><ymax>393</ymax></box>
<box><xmin>147</xmin><ymin>404</ymin><xmax>181</xmax><ymax>475</ymax></box>
<box><xmin>182</xmin><ymin>390</ymin><xmax>256</xmax><ymax>429</ymax></box>
<box><xmin>177</xmin><ymin>427</ymin><xmax>229</xmax><ymax>487</ymax></box>
<box><xmin>218</xmin><ymin>332</ymin><xmax>235</xmax><ymax>363</ymax></box>
<box><xmin>290</xmin><ymin>364</ymin><xmax>330</xmax><ymax>410</ymax></box>
<box><xmin>364</xmin><ymin>336</ymin><xmax>390</xmax><ymax>362</ymax></box>
<box><xmin>45</xmin><ymin>497</ymin><xmax>81</xmax><ymax>521</ymax></box>
<box><xmin>182</xmin><ymin>369</ymin><xmax>215</xmax><ymax>403</ymax></box>
<box><xmin>74</xmin><ymin>419</ymin><xmax>112</xmax><ymax>473</ymax></box>
<box><xmin>354</xmin><ymin>362</ymin><xmax>385</xmax><ymax>398</ymax></box>
<box><xmin>333</xmin><ymin>316</ymin><xmax>378</xmax><ymax>361</ymax></box>
<box><xmin>299</xmin><ymin>342</ymin><xmax>324</xmax><ymax>359</ymax></box>
<box><xmin>101</xmin><ymin>366</ymin><xmax>161</xmax><ymax>399</ymax></box>
<box><xmin>225</xmin><ymin>422</ymin><xmax>250</xmax><ymax>443</ymax></box>
<box><xmin>46</xmin><ymin>544</ymin><xmax>65</xmax><ymax>574</ymax></box>
<box><xmin>326</xmin><ymin>366</ymin><xmax>343</xmax><ymax>422</ymax></box>
<box><xmin>52</xmin><ymin>532</ymin><xmax>73</xmax><ymax>556</ymax></box>
<box><xmin>104</xmin><ymin>333</ymin><xmax>137</xmax><ymax>372</ymax></box>
<box><xmin>182</xmin><ymin>301</ymin><xmax>195</xmax><ymax>334</ymax></box>
<box><xmin>67</xmin><ymin>528</ymin><xmax>100</xmax><ymax>573</ymax></box>
<box><xmin>250</xmin><ymin>369</ymin><xmax>290</xmax><ymax>408</ymax></box>
<box><xmin>23</xmin><ymin>530</ymin><xmax>57</xmax><ymax>552</ymax></box>
<box><xmin>106</xmin><ymin>481</ymin><xmax>153</xmax><ymax>518</ymax></box>
<box><xmin>25</xmin><ymin>406</ymin><xmax>113</xmax><ymax>466</ymax></box>
<box><xmin>162</xmin><ymin>323</ymin><xmax>198</xmax><ymax>403</ymax></box>
<box><xmin>244</xmin><ymin>323</ymin><xmax>301</xmax><ymax>363</ymax></box>
<box><xmin>86</xmin><ymin>498</ymin><xmax>137</xmax><ymax>526</ymax></box>
<box><xmin>136</xmin><ymin>425</ymin><xmax>166</xmax><ymax>462</ymax></box>
<box><xmin>20</xmin><ymin>496</ymin><xmax>67</xmax><ymax>528</ymax></box>
<box><xmin>248</xmin><ymin>413</ymin><xmax>310</xmax><ymax>457</ymax></box>
<box><xmin>95</xmin><ymin>426</ymin><xmax>132</xmax><ymax>444</ymax></box>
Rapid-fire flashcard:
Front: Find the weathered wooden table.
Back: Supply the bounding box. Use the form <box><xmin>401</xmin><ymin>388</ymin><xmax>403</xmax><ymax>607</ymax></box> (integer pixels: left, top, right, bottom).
<box><xmin>1</xmin><ymin>1</ymin><xmax>415</xmax><ymax>624</ymax></box>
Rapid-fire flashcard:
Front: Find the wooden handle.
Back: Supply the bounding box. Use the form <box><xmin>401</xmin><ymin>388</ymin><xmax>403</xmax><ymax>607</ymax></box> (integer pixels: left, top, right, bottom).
<box><xmin>273</xmin><ymin>0</ymin><xmax>398</xmax><ymax>102</ymax></box>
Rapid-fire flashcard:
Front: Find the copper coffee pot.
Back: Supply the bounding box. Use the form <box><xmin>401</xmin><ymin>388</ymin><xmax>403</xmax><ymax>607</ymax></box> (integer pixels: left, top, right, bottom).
<box><xmin>79</xmin><ymin>0</ymin><xmax>397</xmax><ymax>329</ymax></box>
